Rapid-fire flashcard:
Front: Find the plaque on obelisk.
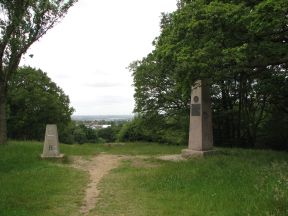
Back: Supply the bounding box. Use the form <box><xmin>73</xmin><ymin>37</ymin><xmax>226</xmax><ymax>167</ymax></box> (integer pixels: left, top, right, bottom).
<box><xmin>41</xmin><ymin>124</ymin><xmax>64</xmax><ymax>158</ymax></box>
<box><xmin>182</xmin><ymin>80</ymin><xmax>215</xmax><ymax>157</ymax></box>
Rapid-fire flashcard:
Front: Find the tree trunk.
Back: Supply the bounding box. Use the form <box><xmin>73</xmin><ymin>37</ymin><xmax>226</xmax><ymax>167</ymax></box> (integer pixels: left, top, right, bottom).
<box><xmin>237</xmin><ymin>75</ymin><xmax>243</xmax><ymax>143</ymax></box>
<box><xmin>0</xmin><ymin>80</ymin><xmax>7</xmax><ymax>145</ymax></box>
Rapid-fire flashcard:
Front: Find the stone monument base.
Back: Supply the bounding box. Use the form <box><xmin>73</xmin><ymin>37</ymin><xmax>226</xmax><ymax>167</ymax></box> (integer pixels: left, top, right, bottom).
<box><xmin>41</xmin><ymin>154</ymin><xmax>65</xmax><ymax>159</ymax></box>
<box><xmin>181</xmin><ymin>149</ymin><xmax>217</xmax><ymax>158</ymax></box>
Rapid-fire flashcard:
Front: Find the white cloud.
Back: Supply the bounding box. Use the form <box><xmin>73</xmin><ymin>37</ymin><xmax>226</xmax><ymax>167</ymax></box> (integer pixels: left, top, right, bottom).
<box><xmin>85</xmin><ymin>82</ymin><xmax>123</xmax><ymax>88</ymax></box>
<box><xmin>20</xmin><ymin>0</ymin><xmax>177</xmax><ymax>115</ymax></box>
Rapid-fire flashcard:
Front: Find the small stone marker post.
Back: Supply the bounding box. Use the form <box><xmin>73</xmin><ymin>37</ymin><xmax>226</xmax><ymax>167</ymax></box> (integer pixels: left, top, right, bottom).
<box><xmin>182</xmin><ymin>80</ymin><xmax>215</xmax><ymax>158</ymax></box>
<box><xmin>41</xmin><ymin>124</ymin><xmax>64</xmax><ymax>158</ymax></box>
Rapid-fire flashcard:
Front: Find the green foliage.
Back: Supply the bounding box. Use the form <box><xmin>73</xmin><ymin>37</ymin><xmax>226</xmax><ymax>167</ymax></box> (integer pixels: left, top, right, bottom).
<box><xmin>59</xmin><ymin>123</ymin><xmax>97</xmax><ymax>144</ymax></box>
<box><xmin>7</xmin><ymin>66</ymin><xmax>74</xmax><ymax>141</ymax></box>
<box><xmin>118</xmin><ymin>117</ymin><xmax>149</xmax><ymax>142</ymax></box>
<box><xmin>258</xmin><ymin>107</ymin><xmax>288</xmax><ymax>150</ymax></box>
<box><xmin>118</xmin><ymin>116</ymin><xmax>189</xmax><ymax>145</ymax></box>
<box><xmin>0</xmin><ymin>0</ymin><xmax>77</xmax><ymax>144</ymax></box>
<box><xmin>58</xmin><ymin>121</ymin><xmax>77</xmax><ymax>144</ymax></box>
<box><xmin>60</xmin><ymin>122</ymin><xmax>123</xmax><ymax>144</ymax></box>
<box><xmin>72</xmin><ymin>125</ymin><xmax>88</xmax><ymax>144</ymax></box>
<box><xmin>97</xmin><ymin>127</ymin><xmax>117</xmax><ymax>143</ymax></box>
<box><xmin>130</xmin><ymin>0</ymin><xmax>288</xmax><ymax>149</ymax></box>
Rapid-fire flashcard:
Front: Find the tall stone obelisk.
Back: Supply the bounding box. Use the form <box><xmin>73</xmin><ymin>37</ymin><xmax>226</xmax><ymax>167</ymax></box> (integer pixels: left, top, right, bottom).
<box><xmin>182</xmin><ymin>80</ymin><xmax>214</xmax><ymax>157</ymax></box>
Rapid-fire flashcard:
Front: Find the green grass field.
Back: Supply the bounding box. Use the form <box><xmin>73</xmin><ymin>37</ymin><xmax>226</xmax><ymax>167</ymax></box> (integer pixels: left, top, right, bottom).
<box><xmin>0</xmin><ymin>141</ymin><xmax>88</xmax><ymax>216</ymax></box>
<box><xmin>1</xmin><ymin>141</ymin><xmax>287</xmax><ymax>216</ymax></box>
<box><xmin>94</xmin><ymin>149</ymin><xmax>288</xmax><ymax>216</ymax></box>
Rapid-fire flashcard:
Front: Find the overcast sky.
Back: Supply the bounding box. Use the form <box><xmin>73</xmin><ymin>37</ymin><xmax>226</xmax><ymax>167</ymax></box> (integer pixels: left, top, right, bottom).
<box><xmin>20</xmin><ymin>0</ymin><xmax>177</xmax><ymax>115</ymax></box>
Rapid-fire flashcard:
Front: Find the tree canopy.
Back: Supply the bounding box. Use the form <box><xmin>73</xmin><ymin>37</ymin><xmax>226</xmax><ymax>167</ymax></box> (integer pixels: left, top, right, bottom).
<box><xmin>0</xmin><ymin>0</ymin><xmax>77</xmax><ymax>144</ymax></box>
<box><xmin>130</xmin><ymin>0</ymin><xmax>288</xmax><ymax>148</ymax></box>
<box><xmin>7</xmin><ymin>66</ymin><xmax>74</xmax><ymax>140</ymax></box>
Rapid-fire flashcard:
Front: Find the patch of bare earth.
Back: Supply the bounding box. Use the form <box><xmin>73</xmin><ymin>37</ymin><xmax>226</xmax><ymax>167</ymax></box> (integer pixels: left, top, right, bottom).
<box><xmin>130</xmin><ymin>158</ymin><xmax>160</xmax><ymax>168</ymax></box>
<box><xmin>70</xmin><ymin>154</ymin><xmax>124</xmax><ymax>216</ymax></box>
<box><xmin>157</xmin><ymin>154</ymin><xmax>186</xmax><ymax>161</ymax></box>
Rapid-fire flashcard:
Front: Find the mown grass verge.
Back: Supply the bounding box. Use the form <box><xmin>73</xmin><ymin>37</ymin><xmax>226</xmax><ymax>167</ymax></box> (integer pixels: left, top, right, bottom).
<box><xmin>93</xmin><ymin>148</ymin><xmax>288</xmax><ymax>216</ymax></box>
<box><xmin>1</xmin><ymin>141</ymin><xmax>288</xmax><ymax>216</ymax></box>
<box><xmin>0</xmin><ymin>141</ymin><xmax>182</xmax><ymax>216</ymax></box>
<box><xmin>61</xmin><ymin>141</ymin><xmax>183</xmax><ymax>156</ymax></box>
<box><xmin>0</xmin><ymin>141</ymin><xmax>88</xmax><ymax>216</ymax></box>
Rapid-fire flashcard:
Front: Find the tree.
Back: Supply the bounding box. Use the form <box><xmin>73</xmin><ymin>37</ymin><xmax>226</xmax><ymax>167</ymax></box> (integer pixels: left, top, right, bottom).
<box><xmin>130</xmin><ymin>0</ymin><xmax>288</xmax><ymax>148</ymax></box>
<box><xmin>7</xmin><ymin>66</ymin><xmax>74</xmax><ymax>140</ymax></box>
<box><xmin>129</xmin><ymin>53</ymin><xmax>188</xmax><ymax>118</ymax></box>
<box><xmin>0</xmin><ymin>0</ymin><xmax>77</xmax><ymax>144</ymax></box>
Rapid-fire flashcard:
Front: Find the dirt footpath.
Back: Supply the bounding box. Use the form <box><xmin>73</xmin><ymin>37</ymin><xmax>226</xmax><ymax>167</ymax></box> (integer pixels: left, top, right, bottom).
<box><xmin>70</xmin><ymin>154</ymin><xmax>124</xmax><ymax>216</ymax></box>
<box><xmin>70</xmin><ymin>153</ymin><xmax>183</xmax><ymax>216</ymax></box>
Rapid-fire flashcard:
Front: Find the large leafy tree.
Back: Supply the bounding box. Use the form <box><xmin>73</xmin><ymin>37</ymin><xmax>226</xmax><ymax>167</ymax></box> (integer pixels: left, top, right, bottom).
<box><xmin>7</xmin><ymin>66</ymin><xmax>74</xmax><ymax>140</ymax></box>
<box><xmin>131</xmin><ymin>0</ymin><xmax>288</xmax><ymax>147</ymax></box>
<box><xmin>0</xmin><ymin>0</ymin><xmax>77</xmax><ymax>144</ymax></box>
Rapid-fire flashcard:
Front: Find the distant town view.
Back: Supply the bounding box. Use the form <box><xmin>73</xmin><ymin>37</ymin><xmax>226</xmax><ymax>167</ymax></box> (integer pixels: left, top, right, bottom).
<box><xmin>72</xmin><ymin>115</ymin><xmax>134</xmax><ymax>121</ymax></box>
<box><xmin>72</xmin><ymin>115</ymin><xmax>133</xmax><ymax>129</ymax></box>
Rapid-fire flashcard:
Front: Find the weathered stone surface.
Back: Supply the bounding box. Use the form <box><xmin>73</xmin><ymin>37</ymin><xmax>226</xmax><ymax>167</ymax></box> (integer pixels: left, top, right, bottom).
<box><xmin>182</xmin><ymin>149</ymin><xmax>217</xmax><ymax>158</ymax></box>
<box><xmin>41</xmin><ymin>124</ymin><xmax>64</xmax><ymax>158</ymax></box>
<box><xmin>182</xmin><ymin>80</ymin><xmax>215</xmax><ymax>158</ymax></box>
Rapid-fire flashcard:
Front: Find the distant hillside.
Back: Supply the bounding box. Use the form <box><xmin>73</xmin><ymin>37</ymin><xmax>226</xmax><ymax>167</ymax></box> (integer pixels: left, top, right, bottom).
<box><xmin>72</xmin><ymin>115</ymin><xmax>133</xmax><ymax>121</ymax></box>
